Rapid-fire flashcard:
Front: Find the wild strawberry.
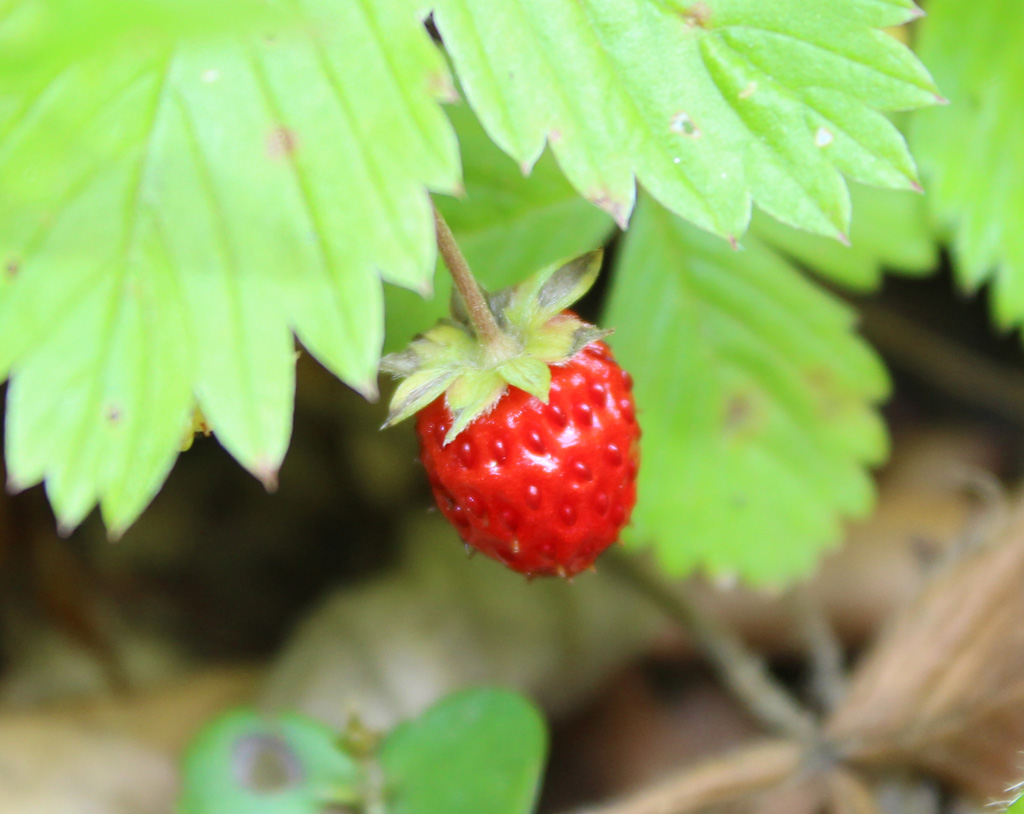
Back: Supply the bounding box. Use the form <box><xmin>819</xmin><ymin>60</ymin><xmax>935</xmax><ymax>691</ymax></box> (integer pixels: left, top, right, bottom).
<box><xmin>382</xmin><ymin>248</ymin><xmax>640</xmax><ymax>578</ymax></box>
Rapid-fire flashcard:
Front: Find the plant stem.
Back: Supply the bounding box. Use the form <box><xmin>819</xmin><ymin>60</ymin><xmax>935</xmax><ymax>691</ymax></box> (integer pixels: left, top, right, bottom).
<box><xmin>605</xmin><ymin>549</ymin><xmax>818</xmax><ymax>741</ymax></box>
<box><xmin>786</xmin><ymin>586</ymin><xmax>847</xmax><ymax>713</ymax></box>
<box><xmin>432</xmin><ymin>202</ymin><xmax>509</xmax><ymax>350</ymax></box>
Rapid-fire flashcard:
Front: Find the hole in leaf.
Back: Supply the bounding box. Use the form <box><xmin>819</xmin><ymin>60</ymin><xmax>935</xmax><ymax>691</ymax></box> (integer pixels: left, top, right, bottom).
<box><xmin>232</xmin><ymin>734</ymin><xmax>303</xmax><ymax>793</ymax></box>
<box><xmin>670</xmin><ymin>111</ymin><xmax>701</xmax><ymax>138</ymax></box>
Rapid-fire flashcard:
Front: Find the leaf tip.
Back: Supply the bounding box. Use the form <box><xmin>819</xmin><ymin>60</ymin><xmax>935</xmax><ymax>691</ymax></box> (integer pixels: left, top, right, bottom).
<box><xmin>254</xmin><ymin>460</ymin><xmax>280</xmax><ymax>493</ymax></box>
<box><xmin>837</xmin><ymin>232</ymin><xmax>851</xmax><ymax>247</ymax></box>
<box><xmin>909</xmin><ymin>179</ymin><xmax>924</xmax><ymax>194</ymax></box>
<box><xmin>356</xmin><ymin>378</ymin><xmax>380</xmax><ymax>403</ymax></box>
<box><xmin>934</xmin><ymin>93</ymin><xmax>950</xmax><ymax>106</ymax></box>
<box><xmin>431</xmin><ymin>74</ymin><xmax>461</xmax><ymax>105</ymax></box>
<box><xmin>588</xmin><ymin>191</ymin><xmax>631</xmax><ymax>229</ymax></box>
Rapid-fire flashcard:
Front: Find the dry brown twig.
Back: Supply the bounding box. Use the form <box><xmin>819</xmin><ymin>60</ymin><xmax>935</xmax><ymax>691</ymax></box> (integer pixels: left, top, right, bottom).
<box><xmin>582</xmin><ymin>495</ymin><xmax>1024</xmax><ymax>814</ymax></box>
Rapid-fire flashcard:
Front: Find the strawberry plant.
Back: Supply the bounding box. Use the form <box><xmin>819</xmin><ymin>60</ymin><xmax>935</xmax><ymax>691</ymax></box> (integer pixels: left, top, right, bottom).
<box><xmin>5</xmin><ymin>0</ymin><xmax>1024</xmax><ymax>812</ymax></box>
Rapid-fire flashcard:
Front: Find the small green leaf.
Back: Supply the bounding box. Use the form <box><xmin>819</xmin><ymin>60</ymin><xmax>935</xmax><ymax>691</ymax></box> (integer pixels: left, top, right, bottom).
<box><xmin>910</xmin><ymin>0</ymin><xmax>1024</xmax><ymax>331</ymax></box>
<box><xmin>379</xmin><ymin>688</ymin><xmax>547</xmax><ymax>814</ymax></box>
<box><xmin>178</xmin><ymin>709</ymin><xmax>363</xmax><ymax>814</ymax></box>
<box><xmin>605</xmin><ymin>198</ymin><xmax>888</xmax><ymax>584</ymax></box>
<box><xmin>433</xmin><ymin>0</ymin><xmax>939</xmax><ymax>238</ymax></box>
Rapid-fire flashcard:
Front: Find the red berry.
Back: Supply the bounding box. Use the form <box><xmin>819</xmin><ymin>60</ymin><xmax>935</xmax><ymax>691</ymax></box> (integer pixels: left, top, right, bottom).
<box><xmin>382</xmin><ymin>247</ymin><xmax>639</xmax><ymax>578</ymax></box>
<box><xmin>416</xmin><ymin>341</ymin><xmax>639</xmax><ymax>578</ymax></box>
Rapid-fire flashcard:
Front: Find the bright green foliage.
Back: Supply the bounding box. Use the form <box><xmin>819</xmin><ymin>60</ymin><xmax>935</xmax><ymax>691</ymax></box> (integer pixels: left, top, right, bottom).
<box><xmin>432</xmin><ymin>0</ymin><xmax>938</xmax><ymax>240</ymax></box>
<box><xmin>752</xmin><ymin>181</ymin><xmax>937</xmax><ymax>291</ymax></box>
<box><xmin>178</xmin><ymin>690</ymin><xmax>547</xmax><ymax>814</ymax></box>
<box><xmin>0</xmin><ymin>0</ymin><xmax>282</xmax><ymax>85</ymax></box>
<box><xmin>910</xmin><ymin>0</ymin><xmax>1024</xmax><ymax>331</ymax></box>
<box><xmin>1007</xmin><ymin>791</ymin><xmax>1024</xmax><ymax>813</ymax></box>
<box><xmin>178</xmin><ymin>709</ymin><xmax>364</xmax><ymax>814</ymax></box>
<box><xmin>0</xmin><ymin>0</ymin><xmax>460</xmax><ymax>533</ymax></box>
<box><xmin>605</xmin><ymin>199</ymin><xmax>889</xmax><ymax>583</ymax></box>
<box><xmin>379</xmin><ymin>688</ymin><xmax>547</xmax><ymax>814</ymax></box>
<box><xmin>384</xmin><ymin>103</ymin><xmax>614</xmax><ymax>354</ymax></box>
<box><xmin>0</xmin><ymin>0</ymin><xmax>941</xmax><ymax>543</ymax></box>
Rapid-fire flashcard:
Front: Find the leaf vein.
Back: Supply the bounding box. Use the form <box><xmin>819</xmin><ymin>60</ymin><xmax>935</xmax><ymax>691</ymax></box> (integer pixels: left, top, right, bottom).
<box><xmin>174</xmin><ymin>86</ymin><xmax>261</xmax><ymax>449</ymax></box>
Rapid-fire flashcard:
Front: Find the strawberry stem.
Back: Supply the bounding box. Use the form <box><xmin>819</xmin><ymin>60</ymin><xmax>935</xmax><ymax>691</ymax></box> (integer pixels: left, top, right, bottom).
<box><xmin>432</xmin><ymin>202</ymin><xmax>512</xmax><ymax>353</ymax></box>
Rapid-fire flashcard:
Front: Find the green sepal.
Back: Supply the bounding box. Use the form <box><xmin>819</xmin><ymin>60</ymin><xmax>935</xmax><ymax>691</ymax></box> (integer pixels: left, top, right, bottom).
<box><xmin>497</xmin><ymin>356</ymin><xmax>551</xmax><ymax>403</ymax></box>
<box><xmin>506</xmin><ymin>250</ymin><xmax>603</xmax><ymax>329</ymax></box>
<box><xmin>382</xmin><ymin>246</ymin><xmax>608</xmax><ymax>443</ymax></box>
<box><xmin>445</xmin><ymin>371</ymin><xmax>507</xmax><ymax>443</ymax></box>
<box><xmin>384</xmin><ymin>368</ymin><xmax>462</xmax><ymax>428</ymax></box>
<box><xmin>526</xmin><ymin>319</ymin><xmax>612</xmax><ymax>364</ymax></box>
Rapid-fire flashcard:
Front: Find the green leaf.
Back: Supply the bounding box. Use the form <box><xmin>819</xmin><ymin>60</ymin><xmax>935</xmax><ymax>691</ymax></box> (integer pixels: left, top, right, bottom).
<box><xmin>379</xmin><ymin>688</ymin><xmax>547</xmax><ymax>814</ymax></box>
<box><xmin>910</xmin><ymin>0</ymin><xmax>1024</xmax><ymax>330</ymax></box>
<box><xmin>605</xmin><ymin>198</ymin><xmax>889</xmax><ymax>584</ymax></box>
<box><xmin>0</xmin><ymin>0</ymin><xmax>283</xmax><ymax>85</ymax></box>
<box><xmin>751</xmin><ymin>181</ymin><xmax>937</xmax><ymax>291</ymax></box>
<box><xmin>384</xmin><ymin>102</ymin><xmax>614</xmax><ymax>354</ymax></box>
<box><xmin>432</xmin><ymin>0</ymin><xmax>939</xmax><ymax>239</ymax></box>
<box><xmin>177</xmin><ymin>709</ymin><xmax>363</xmax><ymax>814</ymax></box>
<box><xmin>0</xmin><ymin>0</ymin><xmax>460</xmax><ymax>532</ymax></box>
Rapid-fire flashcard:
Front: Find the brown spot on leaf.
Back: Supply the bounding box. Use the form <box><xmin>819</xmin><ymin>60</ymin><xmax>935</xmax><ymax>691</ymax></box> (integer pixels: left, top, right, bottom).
<box><xmin>724</xmin><ymin>393</ymin><xmax>756</xmax><ymax>432</ymax></box>
<box><xmin>428</xmin><ymin>71</ymin><xmax>460</xmax><ymax>103</ymax></box>
<box><xmin>683</xmin><ymin>1</ymin><xmax>712</xmax><ymax>28</ymax></box>
<box><xmin>5</xmin><ymin>258</ymin><xmax>19</xmax><ymax>276</ymax></box>
<box><xmin>588</xmin><ymin>190</ymin><xmax>630</xmax><ymax>228</ymax></box>
<box><xmin>107</xmin><ymin>405</ymin><xmax>123</xmax><ymax>423</ymax></box>
<box><xmin>266</xmin><ymin>126</ymin><xmax>298</xmax><ymax>159</ymax></box>
<box><xmin>807</xmin><ymin>368</ymin><xmax>842</xmax><ymax>418</ymax></box>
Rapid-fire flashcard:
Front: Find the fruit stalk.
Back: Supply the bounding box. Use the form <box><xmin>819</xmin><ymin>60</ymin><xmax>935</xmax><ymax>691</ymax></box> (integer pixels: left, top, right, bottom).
<box><xmin>432</xmin><ymin>202</ymin><xmax>512</xmax><ymax>354</ymax></box>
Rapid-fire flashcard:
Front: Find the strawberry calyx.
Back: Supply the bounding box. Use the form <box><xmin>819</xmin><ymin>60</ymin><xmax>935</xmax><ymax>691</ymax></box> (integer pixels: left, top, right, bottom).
<box><xmin>381</xmin><ymin>249</ymin><xmax>610</xmax><ymax>444</ymax></box>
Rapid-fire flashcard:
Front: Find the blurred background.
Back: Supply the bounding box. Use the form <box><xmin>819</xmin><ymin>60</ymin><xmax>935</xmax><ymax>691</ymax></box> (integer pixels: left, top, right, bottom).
<box><xmin>3</xmin><ymin>257</ymin><xmax>1024</xmax><ymax>813</ymax></box>
<box><xmin>3</xmin><ymin>1</ymin><xmax>1024</xmax><ymax>812</ymax></box>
